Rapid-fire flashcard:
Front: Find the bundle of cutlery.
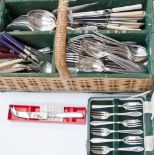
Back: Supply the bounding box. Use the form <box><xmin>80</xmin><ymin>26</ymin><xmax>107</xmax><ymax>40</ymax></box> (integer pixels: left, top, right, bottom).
<box><xmin>0</xmin><ymin>32</ymin><xmax>52</xmax><ymax>73</ymax></box>
<box><xmin>6</xmin><ymin>3</ymin><xmax>146</xmax><ymax>31</ymax></box>
<box><xmin>88</xmin><ymin>98</ymin><xmax>144</xmax><ymax>154</ymax></box>
<box><xmin>66</xmin><ymin>32</ymin><xmax>147</xmax><ymax>74</ymax></box>
<box><xmin>68</xmin><ymin>3</ymin><xmax>145</xmax><ymax>31</ymax></box>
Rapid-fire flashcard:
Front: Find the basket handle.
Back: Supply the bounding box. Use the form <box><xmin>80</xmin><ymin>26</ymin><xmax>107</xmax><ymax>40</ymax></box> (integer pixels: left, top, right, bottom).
<box><xmin>55</xmin><ymin>0</ymin><xmax>70</xmax><ymax>79</ymax></box>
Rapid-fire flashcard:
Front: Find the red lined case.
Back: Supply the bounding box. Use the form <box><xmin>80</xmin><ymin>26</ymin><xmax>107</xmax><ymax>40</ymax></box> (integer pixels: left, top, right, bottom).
<box><xmin>8</xmin><ymin>105</ymin><xmax>86</xmax><ymax>124</ymax></box>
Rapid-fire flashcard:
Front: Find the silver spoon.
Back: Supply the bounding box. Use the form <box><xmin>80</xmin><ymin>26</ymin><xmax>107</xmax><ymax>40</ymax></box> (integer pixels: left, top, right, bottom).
<box><xmin>27</xmin><ymin>10</ymin><xmax>56</xmax><ymax>31</ymax></box>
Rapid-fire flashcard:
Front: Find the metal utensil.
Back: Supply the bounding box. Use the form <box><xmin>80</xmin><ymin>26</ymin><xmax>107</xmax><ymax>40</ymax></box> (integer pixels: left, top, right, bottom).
<box><xmin>67</xmin><ymin>33</ymin><xmax>145</xmax><ymax>73</ymax></box>
<box><xmin>0</xmin><ymin>32</ymin><xmax>52</xmax><ymax>73</ymax></box>
<box><xmin>1</xmin><ymin>32</ymin><xmax>39</xmax><ymax>63</ymax></box>
<box><xmin>91</xmin><ymin>111</ymin><xmax>142</xmax><ymax>119</ymax></box>
<box><xmin>27</xmin><ymin>10</ymin><xmax>56</xmax><ymax>31</ymax></box>
<box><xmin>91</xmin><ymin>146</ymin><xmax>144</xmax><ymax>154</ymax></box>
<box><xmin>10</xmin><ymin>107</ymin><xmax>84</xmax><ymax>119</ymax></box>
<box><xmin>90</xmin><ymin>136</ymin><xmax>143</xmax><ymax>145</ymax></box>
<box><xmin>91</xmin><ymin>128</ymin><xmax>143</xmax><ymax>136</ymax></box>
<box><xmin>6</xmin><ymin>23</ymin><xmax>34</xmax><ymax>31</ymax></box>
<box><xmin>80</xmin><ymin>38</ymin><xmax>143</xmax><ymax>71</ymax></box>
<box><xmin>72</xmin><ymin>4</ymin><xmax>143</xmax><ymax>18</ymax></box>
<box><xmin>70</xmin><ymin>21</ymin><xmax>142</xmax><ymax>30</ymax></box>
<box><xmin>92</xmin><ymin>102</ymin><xmax>143</xmax><ymax>110</ymax></box>
<box><xmin>6</xmin><ymin>15</ymin><xmax>35</xmax><ymax>31</ymax></box>
<box><xmin>0</xmin><ymin>63</ymin><xmax>35</xmax><ymax>73</ymax></box>
<box><xmin>53</xmin><ymin>2</ymin><xmax>98</xmax><ymax>14</ymax></box>
<box><xmin>90</xmin><ymin>119</ymin><xmax>142</xmax><ymax>127</ymax></box>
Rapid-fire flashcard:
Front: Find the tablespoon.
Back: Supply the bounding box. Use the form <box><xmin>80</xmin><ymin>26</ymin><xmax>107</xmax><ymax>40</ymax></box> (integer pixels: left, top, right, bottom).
<box><xmin>27</xmin><ymin>10</ymin><xmax>56</xmax><ymax>31</ymax></box>
<box><xmin>127</xmin><ymin>45</ymin><xmax>147</xmax><ymax>62</ymax></box>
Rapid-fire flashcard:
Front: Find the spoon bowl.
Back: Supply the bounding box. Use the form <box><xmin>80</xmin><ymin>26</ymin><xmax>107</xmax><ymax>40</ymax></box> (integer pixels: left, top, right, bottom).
<box><xmin>27</xmin><ymin>10</ymin><xmax>56</xmax><ymax>31</ymax></box>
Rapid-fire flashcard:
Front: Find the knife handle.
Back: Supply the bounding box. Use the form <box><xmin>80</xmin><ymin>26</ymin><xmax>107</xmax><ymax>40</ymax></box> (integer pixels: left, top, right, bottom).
<box><xmin>0</xmin><ymin>58</ymin><xmax>23</xmax><ymax>69</ymax></box>
<box><xmin>110</xmin><ymin>11</ymin><xmax>146</xmax><ymax>18</ymax></box>
<box><xmin>0</xmin><ymin>36</ymin><xmax>21</xmax><ymax>54</ymax></box>
<box><xmin>112</xmin><ymin>4</ymin><xmax>142</xmax><ymax>13</ymax></box>
<box><xmin>2</xmin><ymin>32</ymin><xmax>25</xmax><ymax>51</ymax></box>
<box><xmin>107</xmin><ymin>24</ymin><xmax>141</xmax><ymax>31</ymax></box>
<box><xmin>0</xmin><ymin>53</ymin><xmax>18</xmax><ymax>59</ymax></box>
<box><xmin>119</xmin><ymin>24</ymin><xmax>141</xmax><ymax>29</ymax></box>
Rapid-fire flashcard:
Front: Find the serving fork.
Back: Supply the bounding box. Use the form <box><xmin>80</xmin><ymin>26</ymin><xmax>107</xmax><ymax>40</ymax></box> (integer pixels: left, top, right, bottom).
<box><xmin>91</xmin><ymin>111</ymin><xmax>142</xmax><ymax>119</ymax></box>
<box><xmin>92</xmin><ymin>102</ymin><xmax>143</xmax><ymax>110</ymax></box>
<box><xmin>90</xmin><ymin>136</ymin><xmax>143</xmax><ymax>145</ymax></box>
<box><xmin>91</xmin><ymin>146</ymin><xmax>144</xmax><ymax>154</ymax></box>
<box><xmin>91</xmin><ymin>128</ymin><xmax>143</xmax><ymax>136</ymax></box>
<box><xmin>90</xmin><ymin>119</ymin><xmax>142</xmax><ymax>127</ymax></box>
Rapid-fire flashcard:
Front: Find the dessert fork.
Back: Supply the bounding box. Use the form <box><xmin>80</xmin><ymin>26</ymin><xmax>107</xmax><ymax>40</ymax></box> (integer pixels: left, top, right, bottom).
<box><xmin>92</xmin><ymin>102</ymin><xmax>143</xmax><ymax>110</ymax></box>
<box><xmin>90</xmin><ymin>119</ymin><xmax>142</xmax><ymax>127</ymax></box>
<box><xmin>91</xmin><ymin>111</ymin><xmax>142</xmax><ymax>119</ymax></box>
<box><xmin>91</xmin><ymin>146</ymin><xmax>144</xmax><ymax>154</ymax></box>
<box><xmin>90</xmin><ymin>136</ymin><xmax>143</xmax><ymax>145</ymax></box>
<box><xmin>91</xmin><ymin>128</ymin><xmax>143</xmax><ymax>136</ymax></box>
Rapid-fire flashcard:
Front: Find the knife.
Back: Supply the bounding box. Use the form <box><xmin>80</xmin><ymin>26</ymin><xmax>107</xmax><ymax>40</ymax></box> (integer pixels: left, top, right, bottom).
<box><xmin>10</xmin><ymin>107</ymin><xmax>84</xmax><ymax>120</ymax></box>
<box><xmin>72</xmin><ymin>4</ymin><xmax>143</xmax><ymax>18</ymax></box>
<box><xmin>53</xmin><ymin>2</ymin><xmax>98</xmax><ymax>14</ymax></box>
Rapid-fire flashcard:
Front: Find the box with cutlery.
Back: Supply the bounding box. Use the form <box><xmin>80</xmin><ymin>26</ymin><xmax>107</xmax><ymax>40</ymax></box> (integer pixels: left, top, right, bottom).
<box><xmin>87</xmin><ymin>97</ymin><xmax>153</xmax><ymax>155</ymax></box>
<box><xmin>8</xmin><ymin>104</ymin><xmax>86</xmax><ymax>124</ymax></box>
<box><xmin>0</xmin><ymin>0</ymin><xmax>153</xmax><ymax>92</ymax></box>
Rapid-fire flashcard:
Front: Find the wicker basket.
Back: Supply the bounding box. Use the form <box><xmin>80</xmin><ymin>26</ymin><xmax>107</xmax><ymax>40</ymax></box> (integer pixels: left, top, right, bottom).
<box><xmin>0</xmin><ymin>0</ymin><xmax>153</xmax><ymax>92</ymax></box>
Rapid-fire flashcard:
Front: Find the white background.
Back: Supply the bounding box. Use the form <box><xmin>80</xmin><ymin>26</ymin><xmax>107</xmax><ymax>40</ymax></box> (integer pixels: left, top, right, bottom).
<box><xmin>0</xmin><ymin>92</ymin><xmax>153</xmax><ymax>155</ymax></box>
<box><xmin>0</xmin><ymin>92</ymin><xmax>104</xmax><ymax>155</ymax></box>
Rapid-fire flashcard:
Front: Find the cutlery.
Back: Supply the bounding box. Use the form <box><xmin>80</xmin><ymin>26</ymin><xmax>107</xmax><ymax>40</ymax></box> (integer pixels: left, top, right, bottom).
<box><xmin>10</xmin><ymin>107</ymin><xmax>84</xmax><ymax>119</ymax></box>
<box><xmin>1</xmin><ymin>32</ymin><xmax>39</xmax><ymax>63</ymax></box>
<box><xmin>91</xmin><ymin>128</ymin><xmax>143</xmax><ymax>136</ymax></box>
<box><xmin>53</xmin><ymin>2</ymin><xmax>98</xmax><ymax>14</ymax></box>
<box><xmin>27</xmin><ymin>10</ymin><xmax>56</xmax><ymax>31</ymax></box>
<box><xmin>90</xmin><ymin>136</ymin><xmax>143</xmax><ymax>145</ymax></box>
<box><xmin>66</xmin><ymin>33</ymin><xmax>146</xmax><ymax>73</ymax></box>
<box><xmin>0</xmin><ymin>58</ymin><xmax>23</xmax><ymax>69</ymax></box>
<box><xmin>72</xmin><ymin>4</ymin><xmax>143</xmax><ymax>18</ymax></box>
<box><xmin>92</xmin><ymin>102</ymin><xmax>143</xmax><ymax>110</ymax></box>
<box><xmin>91</xmin><ymin>146</ymin><xmax>144</xmax><ymax>154</ymax></box>
<box><xmin>91</xmin><ymin>111</ymin><xmax>142</xmax><ymax>119</ymax></box>
<box><xmin>90</xmin><ymin>119</ymin><xmax>142</xmax><ymax>127</ymax></box>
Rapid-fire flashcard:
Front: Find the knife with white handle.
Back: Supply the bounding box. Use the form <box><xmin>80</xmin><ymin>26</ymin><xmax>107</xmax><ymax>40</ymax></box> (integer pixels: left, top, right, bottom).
<box><xmin>72</xmin><ymin>4</ymin><xmax>143</xmax><ymax>18</ymax></box>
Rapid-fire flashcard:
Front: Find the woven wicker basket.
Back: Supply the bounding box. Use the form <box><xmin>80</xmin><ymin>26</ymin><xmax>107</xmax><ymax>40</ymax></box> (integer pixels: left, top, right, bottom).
<box><xmin>0</xmin><ymin>0</ymin><xmax>153</xmax><ymax>92</ymax></box>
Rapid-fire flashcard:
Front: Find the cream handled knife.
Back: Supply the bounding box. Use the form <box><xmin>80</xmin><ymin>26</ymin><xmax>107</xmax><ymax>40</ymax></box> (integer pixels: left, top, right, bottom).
<box><xmin>72</xmin><ymin>4</ymin><xmax>143</xmax><ymax>18</ymax></box>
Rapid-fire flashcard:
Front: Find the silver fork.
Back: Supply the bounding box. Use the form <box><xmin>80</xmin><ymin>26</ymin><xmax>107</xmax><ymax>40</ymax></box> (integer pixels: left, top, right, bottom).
<box><xmin>92</xmin><ymin>102</ymin><xmax>143</xmax><ymax>110</ymax></box>
<box><xmin>90</xmin><ymin>136</ymin><xmax>143</xmax><ymax>145</ymax></box>
<box><xmin>91</xmin><ymin>146</ymin><xmax>144</xmax><ymax>154</ymax></box>
<box><xmin>90</xmin><ymin>119</ymin><xmax>142</xmax><ymax>127</ymax></box>
<box><xmin>91</xmin><ymin>111</ymin><xmax>142</xmax><ymax>119</ymax></box>
<box><xmin>91</xmin><ymin>128</ymin><xmax>143</xmax><ymax>136</ymax></box>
